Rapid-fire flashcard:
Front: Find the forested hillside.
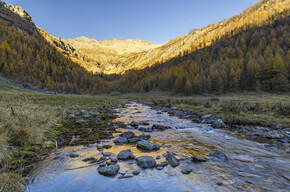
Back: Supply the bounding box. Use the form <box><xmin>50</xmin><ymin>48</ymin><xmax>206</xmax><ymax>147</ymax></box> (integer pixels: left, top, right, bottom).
<box><xmin>0</xmin><ymin>0</ymin><xmax>111</xmax><ymax>94</ymax></box>
<box><xmin>118</xmin><ymin>13</ymin><xmax>290</xmax><ymax>94</ymax></box>
<box><xmin>0</xmin><ymin>0</ymin><xmax>289</xmax><ymax>95</ymax></box>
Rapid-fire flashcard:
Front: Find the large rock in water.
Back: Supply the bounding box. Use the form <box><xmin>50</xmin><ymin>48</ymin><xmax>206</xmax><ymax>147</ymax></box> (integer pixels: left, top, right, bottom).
<box><xmin>98</xmin><ymin>164</ymin><xmax>120</xmax><ymax>177</ymax></box>
<box><xmin>152</xmin><ymin>124</ymin><xmax>171</xmax><ymax>131</ymax></box>
<box><xmin>164</xmin><ymin>151</ymin><xmax>179</xmax><ymax>167</ymax></box>
<box><xmin>136</xmin><ymin>156</ymin><xmax>156</xmax><ymax>168</ymax></box>
<box><xmin>137</xmin><ymin>140</ymin><xmax>160</xmax><ymax>151</ymax></box>
<box><xmin>114</xmin><ymin>137</ymin><xmax>128</xmax><ymax>145</ymax></box>
<box><xmin>117</xmin><ymin>149</ymin><xmax>136</xmax><ymax>160</ymax></box>
<box><xmin>120</xmin><ymin>131</ymin><xmax>135</xmax><ymax>138</ymax></box>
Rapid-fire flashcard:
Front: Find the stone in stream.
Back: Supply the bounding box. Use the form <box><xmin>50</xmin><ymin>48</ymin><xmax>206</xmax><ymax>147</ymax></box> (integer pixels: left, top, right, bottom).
<box><xmin>139</xmin><ymin>120</ymin><xmax>150</xmax><ymax>126</ymax></box>
<box><xmin>164</xmin><ymin>151</ymin><xmax>179</xmax><ymax>167</ymax></box>
<box><xmin>138</xmin><ymin>127</ymin><xmax>153</xmax><ymax>132</ymax></box>
<box><xmin>181</xmin><ymin>167</ymin><xmax>192</xmax><ymax>174</ymax></box>
<box><xmin>209</xmin><ymin>151</ymin><xmax>228</xmax><ymax>161</ymax></box>
<box><xmin>102</xmin><ymin>144</ymin><xmax>112</xmax><ymax>149</ymax></box>
<box><xmin>138</xmin><ymin>134</ymin><xmax>151</xmax><ymax>140</ymax></box>
<box><xmin>114</xmin><ymin>137</ymin><xmax>128</xmax><ymax>145</ymax></box>
<box><xmin>130</xmin><ymin>121</ymin><xmax>139</xmax><ymax>127</ymax></box>
<box><xmin>69</xmin><ymin>153</ymin><xmax>79</xmax><ymax>158</ymax></box>
<box><xmin>152</xmin><ymin>124</ymin><xmax>172</xmax><ymax>131</ymax></box>
<box><xmin>155</xmin><ymin>164</ymin><xmax>164</xmax><ymax>170</ymax></box>
<box><xmin>161</xmin><ymin>161</ymin><xmax>169</xmax><ymax>167</ymax></box>
<box><xmin>191</xmin><ymin>156</ymin><xmax>208</xmax><ymax>163</ymax></box>
<box><xmin>120</xmin><ymin>131</ymin><xmax>135</xmax><ymax>139</ymax></box>
<box><xmin>82</xmin><ymin>157</ymin><xmax>96</xmax><ymax>162</ymax></box>
<box><xmin>102</xmin><ymin>152</ymin><xmax>113</xmax><ymax>157</ymax></box>
<box><xmin>118</xmin><ymin>172</ymin><xmax>134</xmax><ymax>179</ymax></box>
<box><xmin>156</xmin><ymin>155</ymin><xmax>161</xmax><ymax>160</ymax></box>
<box><xmin>211</xmin><ymin>119</ymin><xmax>226</xmax><ymax>128</ymax></box>
<box><xmin>128</xmin><ymin>137</ymin><xmax>141</xmax><ymax>144</ymax></box>
<box><xmin>136</xmin><ymin>156</ymin><xmax>156</xmax><ymax>169</ymax></box>
<box><xmin>137</xmin><ymin>140</ymin><xmax>160</xmax><ymax>151</ymax></box>
<box><xmin>97</xmin><ymin>145</ymin><xmax>103</xmax><ymax>150</ymax></box>
<box><xmin>132</xmin><ymin>170</ymin><xmax>141</xmax><ymax>175</ymax></box>
<box><xmin>110</xmin><ymin>157</ymin><xmax>118</xmax><ymax>163</ymax></box>
<box><xmin>98</xmin><ymin>164</ymin><xmax>120</xmax><ymax>177</ymax></box>
<box><xmin>117</xmin><ymin>149</ymin><xmax>136</xmax><ymax>160</ymax></box>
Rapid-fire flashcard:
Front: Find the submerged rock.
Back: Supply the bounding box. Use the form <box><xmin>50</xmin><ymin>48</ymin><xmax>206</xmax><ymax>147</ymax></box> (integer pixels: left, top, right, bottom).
<box><xmin>137</xmin><ymin>140</ymin><xmax>160</xmax><ymax>151</ymax></box>
<box><xmin>209</xmin><ymin>151</ymin><xmax>228</xmax><ymax>161</ymax></box>
<box><xmin>164</xmin><ymin>151</ymin><xmax>179</xmax><ymax>167</ymax></box>
<box><xmin>69</xmin><ymin>153</ymin><xmax>79</xmax><ymax>158</ymax></box>
<box><xmin>102</xmin><ymin>144</ymin><xmax>112</xmax><ymax>149</ymax></box>
<box><xmin>117</xmin><ymin>149</ymin><xmax>136</xmax><ymax>160</ymax></box>
<box><xmin>181</xmin><ymin>167</ymin><xmax>192</xmax><ymax>174</ymax></box>
<box><xmin>132</xmin><ymin>169</ymin><xmax>141</xmax><ymax>175</ymax></box>
<box><xmin>136</xmin><ymin>156</ymin><xmax>156</xmax><ymax>168</ymax></box>
<box><xmin>98</xmin><ymin>164</ymin><xmax>120</xmax><ymax>177</ymax></box>
<box><xmin>155</xmin><ymin>164</ymin><xmax>164</xmax><ymax>170</ymax></box>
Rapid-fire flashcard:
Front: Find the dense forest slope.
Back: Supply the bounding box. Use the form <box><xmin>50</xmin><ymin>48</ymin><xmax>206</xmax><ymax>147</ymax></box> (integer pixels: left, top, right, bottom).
<box><xmin>118</xmin><ymin>14</ymin><xmax>290</xmax><ymax>94</ymax></box>
<box><xmin>0</xmin><ymin>1</ymin><xmax>110</xmax><ymax>94</ymax></box>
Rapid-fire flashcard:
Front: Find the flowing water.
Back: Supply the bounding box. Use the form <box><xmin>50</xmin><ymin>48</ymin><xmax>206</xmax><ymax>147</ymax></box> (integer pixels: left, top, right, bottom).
<box><xmin>26</xmin><ymin>102</ymin><xmax>290</xmax><ymax>192</ymax></box>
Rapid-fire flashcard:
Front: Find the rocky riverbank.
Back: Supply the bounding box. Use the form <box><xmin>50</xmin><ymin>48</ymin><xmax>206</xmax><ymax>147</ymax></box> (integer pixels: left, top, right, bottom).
<box><xmin>147</xmin><ymin>103</ymin><xmax>290</xmax><ymax>150</ymax></box>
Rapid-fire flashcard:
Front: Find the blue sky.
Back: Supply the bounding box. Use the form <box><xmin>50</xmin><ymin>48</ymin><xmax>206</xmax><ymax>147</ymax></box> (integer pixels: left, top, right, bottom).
<box><xmin>2</xmin><ymin>0</ymin><xmax>260</xmax><ymax>44</ymax></box>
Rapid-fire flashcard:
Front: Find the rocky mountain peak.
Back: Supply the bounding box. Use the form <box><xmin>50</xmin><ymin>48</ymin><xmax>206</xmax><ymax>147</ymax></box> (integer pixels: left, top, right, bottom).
<box><xmin>1</xmin><ymin>1</ymin><xmax>32</xmax><ymax>21</ymax></box>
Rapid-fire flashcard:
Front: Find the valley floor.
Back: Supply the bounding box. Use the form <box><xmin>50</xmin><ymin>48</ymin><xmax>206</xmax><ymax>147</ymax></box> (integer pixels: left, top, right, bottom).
<box><xmin>0</xmin><ymin>76</ymin><xmax>289</xmax><ymax>191</ymax></box>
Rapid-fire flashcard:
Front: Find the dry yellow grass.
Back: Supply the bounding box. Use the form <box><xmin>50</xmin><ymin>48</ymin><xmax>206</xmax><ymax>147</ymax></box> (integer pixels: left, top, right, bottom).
<box><xmin>0</xmin><ymin>77</ymin><xmax>124</xmax><ymax>191</ymax></box>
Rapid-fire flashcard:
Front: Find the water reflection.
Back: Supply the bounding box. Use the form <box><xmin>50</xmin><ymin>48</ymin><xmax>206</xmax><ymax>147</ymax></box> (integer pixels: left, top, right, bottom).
<box><xmin>27</xmin><ymin>102</ymin><xmax>290</xmax><ymax>192</ymax></box>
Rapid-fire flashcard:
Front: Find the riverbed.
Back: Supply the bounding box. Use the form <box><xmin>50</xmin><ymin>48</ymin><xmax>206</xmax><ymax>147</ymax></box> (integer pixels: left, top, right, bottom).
<box><xmin>26</xmin><ymin>102</ymin><xmax>290</xmax><ymax>192</ymax></box>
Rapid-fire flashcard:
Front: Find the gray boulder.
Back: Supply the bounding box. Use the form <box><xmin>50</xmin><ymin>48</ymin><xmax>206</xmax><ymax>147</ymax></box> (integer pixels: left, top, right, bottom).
<box><xmin>164</xmin><ymin>151</ymin><xmax>179</xmax><ymax>167</ymax></box>
<box><xmin>212</xmin><ymin>119</ymin><xmax>226</xmax><ymax>128</ymax></box>
<box><xmin>120</xmin><ymin>131</ymin><xmax>135</xmax><ymax>139</ymax></box>
<box><xmin>136</xmin><ymin>156</ymin><xmax>156</xmax><ymax>169</ymax></box>
<box><xmin>117</xmin><ymin>149</ymin><xmax>136</xmax><ymax>160</ymax></box>
<box><xmin>152</xmin><ymin>124</ymin><xmax>171</xmax><ymax>131</ymax></box>
<box><xmin>181</xmin><ymin>167</ymin><xmax>192</xmax><ymax>174</ymax></box>
<box><xmin>137</xmin><ymin>140</ymin><xmax>160</xmax><ymax>151</ymax></box>
<box><xmin>102</xmin><ymin>152</ymin><xmax>113</xmax><ymax>157</ymax></box>
<box><xmin>98</xmin><ymin>164</ymin><xmax>120</xmax><ymax>177</ymax></box>
<box><xmin>114</xmin><ymin>137</ymin><xmax>128</xmax><ymax>145</ymax></box>
<box><xmin>128</xmin><ymin>137</ymin><xmax>141</xmax><ymax>144</ymax></box>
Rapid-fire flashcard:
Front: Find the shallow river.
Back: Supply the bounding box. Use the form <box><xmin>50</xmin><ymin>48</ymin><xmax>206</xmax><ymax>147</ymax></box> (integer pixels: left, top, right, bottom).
<box><xmin>26</xmin><ymin>102</ymin><xmax>290</xmax><ymax>192</ymax></box>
